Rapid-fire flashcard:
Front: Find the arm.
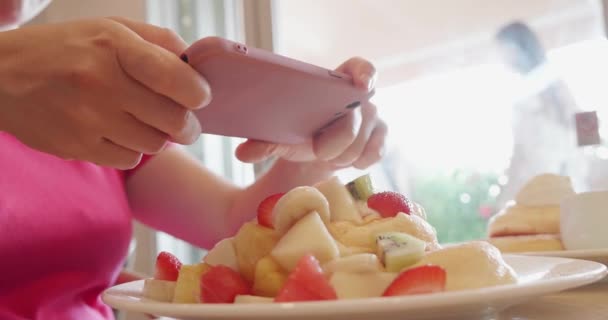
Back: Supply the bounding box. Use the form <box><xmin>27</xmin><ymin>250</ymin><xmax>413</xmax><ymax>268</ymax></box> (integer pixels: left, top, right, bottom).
<box><xmin>125</xmin><ymin>147</ymin><xmax>337</xmax><ymax>249</ymax></box>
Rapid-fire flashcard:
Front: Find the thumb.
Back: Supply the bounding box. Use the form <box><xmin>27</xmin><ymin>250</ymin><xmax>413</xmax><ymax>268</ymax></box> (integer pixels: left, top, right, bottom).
<box><xmin>235</xmin><ymin>140</ymin><xmax>316</xmax><ymax>163</ymax></box>
<box><xmin>235</xmin><ymin>140</ymin><xmax>280</xmax><ymax>163</ymax></box>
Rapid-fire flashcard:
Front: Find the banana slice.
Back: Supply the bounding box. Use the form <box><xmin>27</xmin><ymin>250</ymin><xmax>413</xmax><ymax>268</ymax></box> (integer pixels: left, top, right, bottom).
<box><xmin>142</xmin><ymin>279</ymin><xmax>176</xmax><ymax>302</ymax></box>
<box><xmin>272</xmin><ymin>186</ymin><xmax>330</xmax><ymax>235</ymax></box>
<box><xmin>322</xmin><ymin>253</ymin><xmax>384</xmax><ymax>275</ymax></box>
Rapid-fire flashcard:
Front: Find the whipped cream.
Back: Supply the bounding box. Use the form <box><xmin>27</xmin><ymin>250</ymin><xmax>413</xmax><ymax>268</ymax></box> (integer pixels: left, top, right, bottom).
<box><xmin>515</xmin><ymin>174</ymin><xmax>575</xmax><ymax>206</ymax></box>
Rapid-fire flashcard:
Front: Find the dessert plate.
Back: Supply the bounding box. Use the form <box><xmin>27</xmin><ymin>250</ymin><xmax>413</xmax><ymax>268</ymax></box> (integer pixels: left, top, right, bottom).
<box><xmin>103</xmin><ymin>255</ymin><xmax>607</xmax><ymax>320</ymax></box>
<box><xmin>519</xmin><ymin>248</ymin><xmax>608</xmax><ymax>266</ymax></box>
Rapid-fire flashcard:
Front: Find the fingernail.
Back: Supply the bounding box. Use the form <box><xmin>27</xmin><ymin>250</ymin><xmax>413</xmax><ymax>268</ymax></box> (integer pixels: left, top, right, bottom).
<box><xmin>377</xmin><ymin>145</ymin><xmax>386</xmax><ymax>158</ymax></box>
<box><xmin>359</xmin><ymin>73</ymin><xmax>372</xmax><ymax>90</ymax></box>
<box><xmin>367</xmin><ymin>73</ymin><xmax>377</xmax><ymax>91</ymax></box>
<box><xmin>185</xmin><ymin>111</ymin><xmax>202</xmax><ymax>141</ymax></box>
<box><xmin>197</xmin><ymin>80</ymin><xmax>213</xmax><ymax>109</ymax></box>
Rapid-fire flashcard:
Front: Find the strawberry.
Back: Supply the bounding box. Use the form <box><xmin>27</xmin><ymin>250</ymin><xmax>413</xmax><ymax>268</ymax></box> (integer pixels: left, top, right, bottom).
<box><xmin>257</xmin><ymin>193</ymin><xmax>284</xmax><ymax>229</ymax></box>
<box><xmin>367</xmin><ymin>191</ymin><xmax>412</xmax><ymax>218</ymax></box>
<box><xmin>200</xmin><ymin>265</ymin><xmax>251</xmax><ymax>303</ymax></box>
<box><xmin>154</xmin><ymin>251</ymin><xmax>182</xmax><ymax>281</ymax></box>
<box><xmin>275</xmin><ymin>254</ymin><xmax>337</xmax><ymax>302</ymax></box>
<box><xmin>383</xmin><ymin>265</ymin><xmax>446</xmax><ymax>296</ymax></box>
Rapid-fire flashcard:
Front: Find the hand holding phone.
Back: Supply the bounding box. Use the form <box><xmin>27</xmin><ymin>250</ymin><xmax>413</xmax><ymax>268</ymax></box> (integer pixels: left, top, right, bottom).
<box><xmin>181</xmin><ymin>37</ymin><xmax>374</xmax><ymax>145</ymax></box>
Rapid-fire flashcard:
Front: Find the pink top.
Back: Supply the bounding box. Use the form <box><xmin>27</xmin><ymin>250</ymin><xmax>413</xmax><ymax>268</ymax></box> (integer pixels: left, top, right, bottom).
<box><xmin>0</xmin><ymin>132</ymin><xmax>149</xmax><ymax>320</ymax></box>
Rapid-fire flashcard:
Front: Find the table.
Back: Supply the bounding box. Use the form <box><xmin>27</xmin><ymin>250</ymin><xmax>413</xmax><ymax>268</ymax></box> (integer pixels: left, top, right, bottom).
<box><xmin>496</xmin><ymin>281</ymin><xmax>608</xmax><ymax>320</ymax></box>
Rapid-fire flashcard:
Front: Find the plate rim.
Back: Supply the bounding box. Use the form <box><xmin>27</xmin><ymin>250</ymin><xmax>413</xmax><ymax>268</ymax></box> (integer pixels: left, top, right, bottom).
<box><xmin>103</xmin><ymin>255</ymin><xmax>608</xmax><ymax>318</ymax></box>
<box><xmin>517</xmin><ymin>248</ymin><xmax>608</xmax><ymax>258</ymax></box>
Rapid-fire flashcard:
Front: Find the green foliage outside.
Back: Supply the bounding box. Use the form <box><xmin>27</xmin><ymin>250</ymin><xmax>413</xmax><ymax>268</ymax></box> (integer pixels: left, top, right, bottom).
<box><xmin>410</xmin><ymin>170</ymin><xmax>500</xmax><ymax>244</ymax></box>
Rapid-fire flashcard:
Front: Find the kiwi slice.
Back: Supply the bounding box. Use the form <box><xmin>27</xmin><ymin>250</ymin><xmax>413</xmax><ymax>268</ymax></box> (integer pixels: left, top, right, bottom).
<box><xmin>346</xmin><ymin>174</ymin><xmax>374</xmax><ymax>201</ymax></box>
<box><xmin>376</xmin><ymin>232</ymin><xmax>426</xmax><ymax>272</ymax></box>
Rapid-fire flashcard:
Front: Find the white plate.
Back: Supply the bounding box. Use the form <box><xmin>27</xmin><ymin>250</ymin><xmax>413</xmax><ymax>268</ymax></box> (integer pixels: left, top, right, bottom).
<box><xmin>518</xmin><ymin>248</ymin><xmax>608</xmax><ymax>266</ymax></box>
<box><xmin>103</xmin><ymin>255</ymin><xmax>607</xmax><ymax>320</ymax></box>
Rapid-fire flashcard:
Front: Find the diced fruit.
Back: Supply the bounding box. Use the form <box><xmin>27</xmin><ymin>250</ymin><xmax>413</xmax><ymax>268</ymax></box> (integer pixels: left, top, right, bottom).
<box><xmin>330</xmin><ymin>272</ymin><xmax>398</xmax><ymax>299</ymax></box>
<box><xmin>322</xmin><ymin>253</ymin><xmax>383</xmax><ymax>275</ymax></box>
<box><xmin>346</xmin><ymin>174</ymin><xmax>374</xmax><ymax>201</ymax></box>
<box><xmin>172</xmin><ymin>263</ymin><xmax>210</xmax><ymax>303</ymax></box>
<box><xmin>367</xmin><ymin>191</ymin><xmax>412</xmax><ymax>218</ymax></box>
<box><xmin>233</xmin><ymin>222</ymin><xmax>279</xmax><ymax>283</ymax></box>
<box><xmin>142</xmin><ymin>279</ymin><xmax>177</xmax><ymax>302</ymax></box>
<box><xmin>336</xmin><ymin>240</ymin><xmax>374</xmax><ymax>257</ymax></box>
<box><xmin>329</xmin><ymin>213</ymin><xmax>440</xmax><ymax>251</ymax></box>
<box><xmin>201</xmin><ymin>265</ymin><xmax>251</xmax><ymax>303</ymax></box>
<box><xmin>234</xmin><ymin>295</ymin><xmax>274</xmax><ymax>304</ymax></box>
<box><xmin>204</xmin><ymin>238</ymin><xmax>239</xmax><ymax>272</ymax></box>
<box><xmin>271</xmin><ymin>186</ymin><xmax>331</xmax><ymax>235</ymax></box>
<box><xmin>271</xmin><ymin>212</ymin><xmax>340</xmax><ymax>271</ymax></box>
<box><xmin>257</xmin><ymin>193</ymin><xmax>284</xmax><ymax>228</ymax></box>
<box><xmin>154</xmin><ymin>251</ymin><xmax>182</xmax><ymax>281</ymax></box>
<box><xmin>383</xmin><ymin>265</ymin><xmax>446</xmax><ymax>296</ymax></box>
<box><xmin>253</xmin><ymin>256</ymin><xmax>288</xmax><ymax>297</ymax></box>
<box><xmin>275</xmin><ymin>254</ymin><xmax>337</xmax><ymax>302</ymax></box>
<box><xmin>315</xmin><ymin>176</ymin><xmax>362</xmax><ymax>223</ymax></box>
<box><xmin>376</xmin><ymin>232</ymin><xmax>426</xmax><ymax>272</ymax></box>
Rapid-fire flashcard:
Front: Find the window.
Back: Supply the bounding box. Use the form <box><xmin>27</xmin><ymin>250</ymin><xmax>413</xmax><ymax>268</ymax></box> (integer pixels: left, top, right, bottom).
<box><xmin>147</xmin><ymin>0</ymin><xmax>254</xmax><ymax>264</ymax></box>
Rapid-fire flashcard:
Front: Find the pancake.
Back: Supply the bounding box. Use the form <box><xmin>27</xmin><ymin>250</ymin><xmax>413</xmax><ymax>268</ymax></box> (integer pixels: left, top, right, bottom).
<box><xmin>329</xmin><ymin>212</ymin><xmax>441</xmax><ymax>252</ymax></box>
<box><xmin>487</xmin><ymin>204</ymin><xmax>560</xmax><ymax>237</ymax></box>
<box><xmin>488</xmin><ymin>234</ymin><xmax>564</xmax><ymax>253</ymax></box>
<box><xmin>410</xmin><ymin>241</ymin><xmax>518</xmax><ymax>291</ymax></box>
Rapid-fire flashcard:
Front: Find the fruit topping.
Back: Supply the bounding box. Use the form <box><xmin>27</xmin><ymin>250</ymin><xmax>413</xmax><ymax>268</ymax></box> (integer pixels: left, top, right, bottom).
<box><xmin>274</xmin><ymin>254</ymin><xmax>337</xmax><ymax>302</ymax></box>
<box><xmin>154</xmin><ymin>251</ymin><xmax>182</xmax><ymax>281</ymax></box>
<box><xmin>367</xmin><ymin>191</ymin><xmax>412</xmax><ymax>218</ymax></box>
<box><xmin>383</xmin><ymin>265</ymin><xmax>446</xmax><ymax>296</ymax></box>
<box><xmin>376</xmin><ymin>232</ymin><xmax>426</xmax><ymax>272</ymax></box>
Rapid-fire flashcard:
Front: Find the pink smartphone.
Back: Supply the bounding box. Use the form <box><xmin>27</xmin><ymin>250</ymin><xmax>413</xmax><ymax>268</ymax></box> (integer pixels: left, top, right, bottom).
<box><xmin>181</xmin><ymin>37</ymin><xmax>374</xmax><ymax>144</ymax></box>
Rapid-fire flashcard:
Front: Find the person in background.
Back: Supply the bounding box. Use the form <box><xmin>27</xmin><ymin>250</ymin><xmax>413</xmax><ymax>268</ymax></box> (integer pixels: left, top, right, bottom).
<box><xmin>493</xmin><ymin>21</ymin><xmax>588</xmax><ymax>209</ymax></box>
<box><xmin>0</xmin><ymin>1</ymin><xmax>387</xmax><ymax>319</ymax></box>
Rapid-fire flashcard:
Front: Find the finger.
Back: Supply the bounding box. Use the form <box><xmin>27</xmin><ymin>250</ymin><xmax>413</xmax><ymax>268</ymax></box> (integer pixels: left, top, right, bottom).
<box><xmin>235</xmin><ymin>139</ymin><xmax>315</xmax><ymax>163</ymax></box>
<box><xmin>329</xmin><ymin>102</ymin><xmax>378</xmax><ymax>166</ymax></box>
<box><xmin>120</xmin><ymin>79</ymin><xmax>202</xmax><ymax>145</ymax></box>
<box><xmin>106</xmin><ymin>17</ymin><xmax>188</xmax><ymax>55</ymax></box>
<box><xmin>104</xmin><ymin>111</ymin><xmax>169</xmax><ymax>154</ymax></box>
<box><xmin>352</xmin><ymin>120</ymin><xmax>387</xmax><ymax>169</ymax></box>
<box><xmin>335</xmin><ymin>56</ymin><xmax>377</xmax><ymax>91</ymax></box>
<box><xmin>92</xmin><ymin>138</ymin><xmax>143</xmax><ymax>170</ymax></box>
<box><xmin>234</xmin><ymin>140</ymin><xmax>276</xmax><ymax>163</ymax></box>
<box><xmin>114</xmin><ymin>26</ymin><xmax>212</xmax><ymax>110</ymax></box>
<box><xmin>313</xmin><ymin>109</ymin><xmax>361</xmax><ymax>161</ymax></box>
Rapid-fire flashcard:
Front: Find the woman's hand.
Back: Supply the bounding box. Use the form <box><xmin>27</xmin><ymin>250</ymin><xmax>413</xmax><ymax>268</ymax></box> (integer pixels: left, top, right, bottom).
<box><xmin>235</xmin><ymin>57</ymin><xmax>387</xmax><ymax>170</ymax></box>
<box><xmin>0</xmin><ymin>17</ymin><xmax>211</xmax><ymax>169</ymax></box>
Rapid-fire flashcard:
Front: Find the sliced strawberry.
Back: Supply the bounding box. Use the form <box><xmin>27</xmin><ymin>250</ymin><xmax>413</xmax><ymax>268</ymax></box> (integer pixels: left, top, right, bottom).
<box><xmin>257</xmin><ymin>193</ymin><xmax>284</xmax><ymax>229</ymax></box>
<box><xmin>367</xmin><ymin>191</ymin><xmax>412</xmax><ymax>218</ymax></box>
<box><xmin>154</xmin><ymin>251</ymin><xmax>182</xmax><ymax>281</ymax></box>
<box><xmin>383</xmin><ymin>265</ymin><xmax>446</xmax><ymax>296</ymax></box>
<box><xmin>275</xmin><ymin>254</ymin><xmax>337</xmax><ymax>302</ymax></box>
<box><xmin>201</xmin><ymin>265</ymin><xmax>251</xmax><ymax>303</ymax></box>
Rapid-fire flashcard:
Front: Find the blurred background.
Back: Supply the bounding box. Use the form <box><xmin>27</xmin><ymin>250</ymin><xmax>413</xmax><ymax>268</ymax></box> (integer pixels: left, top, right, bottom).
<box><xmin>28</xmin><ymin>1</ymin><xmax>608</xmax><ymax>317</ymax></box>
